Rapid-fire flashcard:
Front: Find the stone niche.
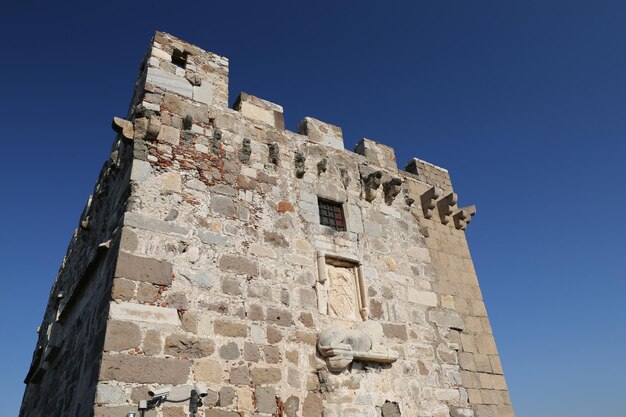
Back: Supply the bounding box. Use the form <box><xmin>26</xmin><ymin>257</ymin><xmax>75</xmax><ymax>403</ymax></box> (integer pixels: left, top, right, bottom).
<box><xmin>315</xmin><ymin>253</ymin><xmax>399</xmax><ymax>372</ymax></box>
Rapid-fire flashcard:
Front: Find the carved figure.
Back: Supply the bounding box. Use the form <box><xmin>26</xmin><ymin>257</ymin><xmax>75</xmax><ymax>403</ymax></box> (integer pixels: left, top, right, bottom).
<box><xmin>327</xmin><ymin>264</ymin><xmax>359</xmax><ymax>320</ymax></box>
<box><xmin>317</xmin><ymin>321</ymin><xmax>399</xmax><ymax>372</ymax></box>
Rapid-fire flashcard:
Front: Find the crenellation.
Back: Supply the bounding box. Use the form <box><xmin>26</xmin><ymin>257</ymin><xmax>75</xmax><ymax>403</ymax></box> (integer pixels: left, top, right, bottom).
<box><xmin>20</xmin><ymin>32</ymin><xmax>514</xmax><ymax>417</ymax></box>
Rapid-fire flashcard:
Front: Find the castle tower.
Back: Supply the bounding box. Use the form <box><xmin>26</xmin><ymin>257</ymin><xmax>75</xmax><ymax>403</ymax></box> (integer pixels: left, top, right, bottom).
<box><xmin>20</xmin><ymin>32</ymin><xmax>514</xmax><ymax>417</ymax></box>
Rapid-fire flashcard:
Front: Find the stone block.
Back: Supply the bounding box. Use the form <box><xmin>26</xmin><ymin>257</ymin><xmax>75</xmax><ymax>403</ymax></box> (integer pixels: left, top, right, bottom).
<box><xmin>146</xmin><ymin>67</ymin><xmax>193</xmax><ymax>98</ymax></box>
<box><xmin>256</xmin><ymin>386</ymin><xmax>277</xmax><ymax>414</ymax></box>
<box><xmin>214</xmin><ymin>319</ymin><xmax>247</xmax><ymax>337</ymax></box>
<box><xmin>354</xmin><ymin>138</ymin><xmax>397</xmax><ymax>169</ymax></box>
<box><xmin>284</xmin><ymin>396</ymin><xmax>300</xmax><ymax>417</ymax></box>
<box><xmin>111</xmin><ymin>278</ymin><xmax>135</xmax><ymax>301</ymax></box>
<box><xmin>211</xmin><ymin>195</ymin><xmax>237</xmax><ymax>217</ymax></box>
<box><xmin>115</xmin><ymin>251</ymin><xmax>173</xmax><ymax>285</ymax></box>
<box><xmin>142</xmin><ymin>330</ymin><xmax>162</xmax><ymax>356</ymax></box>
<box><xmin>407</xmin><ymin>288</ymin><xmax>438</xmax><ymax>306</ymax></box>
<box><xmin>244</xmin><ymin>342</ymin><xmax>260</xmax><ymax>362</ymax></box>
<box><xmin>164</xmin><ymin>334</ymin><xmax>215</xmax><ymax>358</ymax></box>
<box><xmin>221</xmin><ymin>276</ymin><xmax>242</xmax><ymax>295</ymax></box>
<box><xmin>204</xmin><ymin>410</ymin><xmax>239</xmax><ymax>417</ymax></box>
<box><xmin>95</xmin><ymin>383</ymin><xmax>126</xmax><ymax>404</ymax></box>
<box><xmin>94</xmin><ymin>405</ymin><xmax>154</xmax><ymax>417</ymax></box>
<box><xmin>198</xmin><ymin>230</ymin><xmax>230</xmax><ymax>246</ymax></box>
<box><xmin>219</xmin><ymin>386</ymin><xmax>235</xmax><ymax>407</ymax></box>
<box><xmin>266</xmin><ymin>307</ymin><xmax>293</xmax><ymax>326</ymax></box>
<box><xmin>230</xmin><ymin>364</ymin><xmax>250</xmax><ymax>385</ymax></box>
<box><xmin>136</xmin><ymin>282</ymin><xmax>159</xmax><ymax>303</ymax></box>
<box><xmin>193</xmin><ymin>82</ymin><xmax>213</xmax><ymax>105</ymax></box>
<box><xmin>234</xmin><ymin>92</ymin><xmax>284</xmax><ymax>129</ymax></box>
<box><xmin>302</xmin><ymin>392</ymin><xmax>323</xmax><ymax>417</ymax></box>
<box><xmin>109</xmin><ymin>302</ymin><xmax>179</xmax><ymax>326</ymax></box>
<box><xmin>263</xmin><ymin>345</ymin><xmax>281</xmax><ymax>364</ymax></box>
<box><xmin>381</xmin><ymin>323</ymin><xmax>408</xmax><ymax>340</ymax></box>
<box><xmin>267</xmin><ymin>326</ymin><xmax>283</xmax><ymax>344</ymax></box>
<box><xmin>100</xmin><ymin>354</ymin><xmax>190</xmax><ymax>384</ymax></box>
<box><xmin>297</xmin><ymin>117</ymin><xmax>344</xmax><ymax>150</ymax></box>
<box><xmin>219</xmin><ymin>341</ymin><xmax>240</xmax><ymax>360</ymax></box>
<box><xmin>124</xmin><ymin>212</ymin><xmax>190</xmax><ymax>236</ymax></box>
<box><xmin>429</xmin><ymin>310</ymin><xmax>465</xmax><ymax>331</ymax></box>
<box><xmin>103</xmin><ymin>320</ymin><xmax>142</xmax><ymax>352</ymax></box>
<box><xmin>193</xmin><ymin>359</ymin><xmax>223</xmax><ymax>383</ymax></box>
<box><xmin>250</xmin><ymin>367</ymin><xmax>281</xmax><ymax>384</ymax></box>
<box><xmin>218</xmin><ymin>255</ymin><xmax>258</xmax><ymax>276</ymax></box>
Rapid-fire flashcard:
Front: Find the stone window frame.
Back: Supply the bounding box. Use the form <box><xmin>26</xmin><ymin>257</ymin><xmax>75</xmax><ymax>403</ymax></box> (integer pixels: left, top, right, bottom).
<box><xmin>317</xmin><ymin>197</ymin><xmax>347</xmax><ymax>231</ymax></box>
<box><xmin>315</xmin><ymin>251</ymin><xmax>368</xmax><ymax>321</ymax></box>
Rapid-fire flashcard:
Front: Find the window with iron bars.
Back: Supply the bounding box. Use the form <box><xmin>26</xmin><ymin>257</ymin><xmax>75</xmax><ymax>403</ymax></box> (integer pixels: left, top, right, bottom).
<box><xmin>318</xmin><ymin>198</ymin><xmax>346</xmax><ymax>231</ymax></box>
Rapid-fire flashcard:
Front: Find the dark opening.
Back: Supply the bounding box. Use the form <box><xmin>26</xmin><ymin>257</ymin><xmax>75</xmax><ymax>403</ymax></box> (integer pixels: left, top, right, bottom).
<box><xmin>172</xmin><ymin>49</ymin><xmax>188</xmax><ymax>68</ymax></box>
<box><xmin>318</xmin><ymin>198</ymin><xmax>346</xmax><ymax>231</ymax></box>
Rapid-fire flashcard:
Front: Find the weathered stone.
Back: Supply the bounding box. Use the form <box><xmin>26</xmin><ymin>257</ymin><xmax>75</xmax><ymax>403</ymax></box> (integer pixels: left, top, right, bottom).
<box><xmin>167</xmin><ymin>292</ymin><xmax>189</xmax><ymax>310</ymax></box>
<box><xmin>95</xmin><ymin>383</ymin><xmax>126</xmax><ymax>404</ymax></box>
<box><xmin>219</xmin><ymin>386</ymin><xmax>235</xmax><ymax>407</ymax></box>
<box><xmin>256</xmin><ymin>386</ymin><xmax>277</xmax><ymax>414</ymax></box>
<box><xmin>250</xmin><ymin>367</ymin><xmax>282</xmax><ymax>384</ymax></box>
<box><xmin>193</xmin><ymin>358</ymin><xmax>223</xmax><ymax>383</ymax></box>
<box><xmin>266</xmin><ymin>307</ymin><xmax>293</xmax><ymax>326</ymax></box>
<box><xmin>214</xmin><ymin>320</ymin><xmax>247</xmax><ymax>337</ymax></box>
<box><xmin>238</xmin><ymin>343</ymin><xmax>259</xmax><ymax>365</ymax></box>
<box><xmin>382</xmin><ymin>323</ymin><xmax>408</xmax><ymax>341</ymax></box>
<box><xmin>204</xmin><ymin>410</ymin><xmax>239</xmax><ymax>417</ymax></box>
<box><xmin>263</xmin><ymin>345</ymin><xmax>281</xmax><ymax>364</ymax></box>
<box><xmin>146</xmin><ymin>67</ymin><xmax>193</xmax><ymax>98</ymax></box>
<box><xmin>302</xmin><ymin>392</ymin><xmax>323</xmax><ymax>417</ymax></box>
<box><xmin>109</xmin><ymin>302</ymin><xmax>179</xmax><ymax>326</ymax></box>
<box><xmin>430</xmin><ymin>309</ymin><xmax>465</xmax><ymax>331</ymax></box>
<box><xmin>381</xmin><ymin>400</ymin><xmax>401</xmax><ymax>417</ymax></box>
<box><xmin>219</xmin><ymin>255</ymin><xmax>258</xmax><ymax>276</ymax></box>
<box><xmin>198</xmin><ymin>229</ymin><xmax>230</xmax><ymax>246</ymax></box>
<box><xmin>229</xmin><ymin>364</ymin><xmax>250</xmax><ymax>385</ymax></box>
<box><xmin>219</xmin><ymin>342</ymin><xmax>240</xmax><ymax>360</ymax></box>
<box><xmin>267</xmin><ymin>326</ymin><xmax>283</xmax><ymax>344</ymax></box>
<box><xmin>285</xmin><ymin>395</ymin><xmax>300</xmax><ymax>417</ymax></box>
<box><xmin>164</xmin><ymin>334</ymin><xmax>214</xmax><ymax>358</ymax></box>
<box><xmin>124</xmin><ymin>212</ymin><xmax>189</xmax><ymax>235</ymax></box>
<box><xmin>211</xmin><ymin>195</ymin><xmax>236</xmax><ymax>217</ymax></box>
<box><xmin>221</xmin><ymin>276</ymin><xmax>242</xmax><ymax>295</ymax></box>
<box><xmin>100</xmin><ymin>354</ymin><xmax>190</xmax><ymax>384</ymax></box>
<box><xmin>136</xmin><ymin>282</ymin><xmax>159</xmax><ymax>303</ymax></box>
<box><xmin>111</xmin><ymin>278</ymin><xmax>135</xmax><ymax>301</ymax></box>
<box><xmin>142</xmin><ymin>330</ymin><xmax>162</xmax><ymax>356</ymax></box>
<box><xmin>103</xmin><ymin>320</ymin><xmax>141</xmax><ymax>352</ymax></box>
<box><xmin>115</xmin><ymin>251</ymin><xmax>173</xmax><ymax>285</ymax></box>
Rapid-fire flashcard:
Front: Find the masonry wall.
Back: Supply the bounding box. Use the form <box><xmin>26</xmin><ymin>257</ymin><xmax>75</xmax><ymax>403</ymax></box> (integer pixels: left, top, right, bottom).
<box><xmin>21</xmin><ymin>32</ymin><xmax>514</xmax><ymax>417</ymax></box>
<box><xmin>19</xmin><ymin>126</ymin><xmax>134</xmax><ymax>416</ymax></box>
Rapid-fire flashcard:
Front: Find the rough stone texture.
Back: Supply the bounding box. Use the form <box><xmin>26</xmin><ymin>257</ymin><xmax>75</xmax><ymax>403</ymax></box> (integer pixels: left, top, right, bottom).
<box><xmin>99</xmin><ymin>354</ymin><xmax>190</xmax><ymax>384</ymax></box>
<box><xmin>20</xmin><ymin>31</ymin><xmax>514</xmax><ymax>417</ymax></box>
<box><xmin>256</xmin><ymin>386</ymin><xmax>277</xmax><ymax>414</ymax></box>
<box><xmin>115</xmin><ymin>251</ymin><xmax>173</xmax><ymax>285</ymax></box>
<box><xmin>103</xmin><ymin>320</ymin><xmax>142</xmax><ymax>351</ymax></box>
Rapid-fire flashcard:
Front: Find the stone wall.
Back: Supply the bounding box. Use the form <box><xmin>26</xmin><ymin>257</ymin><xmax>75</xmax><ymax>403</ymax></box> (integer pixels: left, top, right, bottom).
<box><xmin>21</xmin><ymin>32</ymin><xmax>514</xmax><ymax>417</ymax></box>
<box><xmin>19</xmin><ymin>118</ymin><xmax>134</xmax><ymax>415</ymax></box>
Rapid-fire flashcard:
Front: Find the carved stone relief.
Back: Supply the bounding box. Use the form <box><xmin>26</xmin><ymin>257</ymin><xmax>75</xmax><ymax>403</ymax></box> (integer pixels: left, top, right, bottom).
<box><xmin>327</xmin><ymin>264</ymin><xmax>359</xmax><ymax>321</ymax></box>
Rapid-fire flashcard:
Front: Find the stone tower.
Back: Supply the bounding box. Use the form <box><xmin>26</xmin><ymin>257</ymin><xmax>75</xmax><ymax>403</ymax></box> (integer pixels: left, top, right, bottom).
<box><xmin>20</xmin><ymin>32</ymin><xmax>514</xmax><ymax>417</ymax></box>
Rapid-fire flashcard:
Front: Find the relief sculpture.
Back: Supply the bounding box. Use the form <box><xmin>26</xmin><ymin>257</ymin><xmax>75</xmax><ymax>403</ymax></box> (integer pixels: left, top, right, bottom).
<box><xmin>327</xmin><ymin>264</ymin><xmax>359</xmax><ymax>320</ymax></box>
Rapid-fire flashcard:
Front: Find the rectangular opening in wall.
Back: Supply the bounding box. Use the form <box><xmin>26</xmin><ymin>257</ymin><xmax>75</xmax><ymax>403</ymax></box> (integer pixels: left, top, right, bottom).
<box><xmin>318</xmin><ymin>198</ymin><xmax>346</xmax><ymax>231</ymax></box>
<box><xmin>172</xmin><ymin>49</ymin><xmax>188</xmax><ymax>68</ymax></box>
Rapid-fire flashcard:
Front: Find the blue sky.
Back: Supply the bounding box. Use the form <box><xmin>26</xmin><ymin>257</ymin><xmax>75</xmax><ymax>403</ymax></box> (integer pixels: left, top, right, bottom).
<box><xmin>1</xmin><ymin>1</ymin><xmax>624</xmax><ymax>416</ymax></box>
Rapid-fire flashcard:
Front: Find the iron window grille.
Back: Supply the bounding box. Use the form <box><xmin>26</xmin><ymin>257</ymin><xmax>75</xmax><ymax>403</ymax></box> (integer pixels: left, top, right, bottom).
<box><xmin>318</xmin><ymin>198</ymin><xmax>346</xmax><ymax>231</ymax></box>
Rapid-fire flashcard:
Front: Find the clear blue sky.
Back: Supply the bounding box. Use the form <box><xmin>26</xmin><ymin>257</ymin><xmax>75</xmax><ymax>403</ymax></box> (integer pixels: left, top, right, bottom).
<box><xmin>1</xmin><ymin>1</ymin><xmax>624</xmax><ymax>416</ymax></box>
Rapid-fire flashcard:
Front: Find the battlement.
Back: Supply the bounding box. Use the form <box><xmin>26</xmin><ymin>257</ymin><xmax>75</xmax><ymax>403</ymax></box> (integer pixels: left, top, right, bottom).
<box><xmin>130</xmin><ymin>31</ymin><xmax>467</xmax><ymax>231</ymax></box>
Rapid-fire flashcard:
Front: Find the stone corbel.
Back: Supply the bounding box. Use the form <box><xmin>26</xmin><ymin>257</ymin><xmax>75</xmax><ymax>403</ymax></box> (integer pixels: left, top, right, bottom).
<box><xmin>295</xmin><ymin>152</ymin><xmax>306</xmax><ymax>178</ymax></box>
<box><xmin>437</xmin><ymin>192</ymin><xmax>458</xmax><ymax>225</ymax></box>
<box><xmin>112</xmin><ymin>117</ymin><xmax>134</xmax><ymax>141</ymax></box>
<box><xmin>382</xmin><ymin>178</ymin><xmax>403</xmax><ymax>205</ymax></box>
<box><xmin>420</xmin><ymin>186</ymin><xmax>442</xmax><ymax>219</ymax></box>
<box><xmin>363</xmin><ymin>171</ymin><xmax>383</xmax><ymax>202</ymax></box>
<box><xmin>317</xmin><ymin>321</ymin><xmax>399</xmax><ymax>373</ymax></box>
<box><xmin>453</xmin><ymin>205</ymin><xmax>476</xmax><ymax>230</ymax></box>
